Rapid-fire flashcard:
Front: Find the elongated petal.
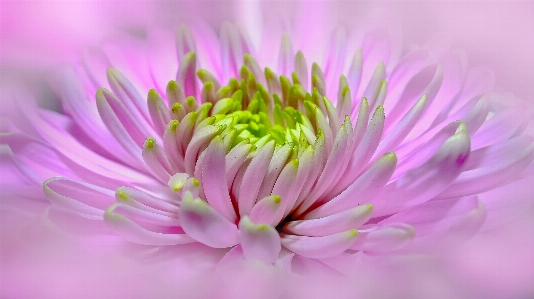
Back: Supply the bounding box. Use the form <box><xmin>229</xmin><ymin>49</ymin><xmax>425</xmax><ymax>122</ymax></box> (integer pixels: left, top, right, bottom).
<box><xmin>176</xmin><ymin>51</ymin><xmax>197</xmax><ymax>97</ymax></box>
<box><xmin>349</xmin><ymin>223</ymin><xmax>415</xmax><ymax>252</ymax></box>
<box><xmin>202</xmin><ymin>136</ymin><xmax>237</xmax><ymax>222</ymax></box>
<box><xmin>374</xmin><ymin>124</ymin><xmax>471</xmax><ymax>216</ymax></box>
<box><xmin>372</xmin><ymin>95</ymin><xmax>427</xmax><ymax>162</ymax></box>
<box><xmin>184</xmin><ymin>124</ymin><xmax>224</xmax><ymax>174</ymax></box>
<box><xmin>380</xmin><ymin>196</ymin><xmax>486</xmax><ymax>251</ymax></box>
<box><xmin>307</xmin><ymin>152</ymin><xmax>396</xmax><ymax>219</ymax></box>
<box><xmin>147</xmin><ymin>89</ymin><xmax>171</xmax><ymax>136</ymax></box>
<box><xmin>115</xmin><ymin>186</ymin><xmax>179</xmax><ymax>214</ymax></box>
<box><xmin>249</xmin><ymin>195</ymin><xmax>284</xmax><ymax>226</ymax></box>
<box><xmin>285</xmin><ymin>204</ymin><xmax>373</xmax><ymax>237</ymax></box>
<box><xmin>179</xmin><ymin>192</ymin><xmax>239</xmax><ymax>248</ymax></box>
<box><xmin>44</xmin><ymin>177</ymin><xmax>115</xmax><ymax>218</ymax></box>
<box><xmin>280</xmin><ymin>230</ymin><xmax>359</xmax><ymax>259</ymax></box>
<box><xmin>436</xmin><ymin>143</ymin><xmax>534</xmax><ymax>199</ymax></box>
<box><xmin>239</xmin><ymin>216</ymin><xmax>281</xmax><ymax>264</ymax></box>
<box><xmin>106</xmin><ymin>67</ymin><xmax>150</xmax><ymax>121</ymax></box>
<box><xmin>142</xmin><ymin>137</ymin><xmax>172</xmax><ymax>183</ymax></box>
<box><xmin>278</xmin><ymin>34</ymin><xmax>293</xmax><ymax>76</ymax></box>
<box><xmin>238</xmin><ymin>141</ymin><xmax>275</xmax><ymax>215</ymax></box>
<box><xmin>104</xmin><ymin>203</ymin><xmax>193</xmax><ymax>246</ymax></box>
<box><xmin>96</xmin><ymin>88</ymin><xmax>147</xmax><ymax>160</ymax></box>
<box><xmin>256</xmin><ymin>143</ymin><xmax>292</xmax><ymax>200</ymax></box>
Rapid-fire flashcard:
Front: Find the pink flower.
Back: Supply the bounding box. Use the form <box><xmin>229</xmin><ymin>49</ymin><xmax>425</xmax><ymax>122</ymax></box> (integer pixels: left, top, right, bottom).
<box><xmin>1</xmin><ymin>4</ymin><xmax>534</xmax><ymax>298</ymax></box>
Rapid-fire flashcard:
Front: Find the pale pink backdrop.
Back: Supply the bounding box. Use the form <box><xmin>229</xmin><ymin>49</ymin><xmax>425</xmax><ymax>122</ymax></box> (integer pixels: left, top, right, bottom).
<box><xmin>1</xmin><ymin>1</ymin><xmax>533</xmax><ymax>298</ymax></box>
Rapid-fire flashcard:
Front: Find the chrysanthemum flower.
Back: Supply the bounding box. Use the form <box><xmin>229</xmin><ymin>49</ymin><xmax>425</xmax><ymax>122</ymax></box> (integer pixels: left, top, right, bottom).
<box><xmin>3</xmin><ymin>21</ymin><xmax>533</xmax><ymax>272</ymax></box>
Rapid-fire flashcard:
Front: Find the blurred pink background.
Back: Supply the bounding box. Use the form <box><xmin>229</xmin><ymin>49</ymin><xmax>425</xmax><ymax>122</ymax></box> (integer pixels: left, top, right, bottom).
<box><xmin>1</xmin><ymin>1</ymin><xmax>534</xmax><ymax>298</ymax></box>
<box><xmin>1</xmin><ymin>1</ymin><xmax>533</xmax><ymax>102</ymax></box>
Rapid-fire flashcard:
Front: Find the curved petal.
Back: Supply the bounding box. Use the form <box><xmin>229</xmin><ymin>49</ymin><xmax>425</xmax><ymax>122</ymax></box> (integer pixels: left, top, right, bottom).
<box><xmin>104</xmin><ymin>203</ymin><xmax>193</xmax><ymax>246</ymax></box>
<box><xmin>374</xmin><ymin>123</ymin><xmax>471</xmax><ymax>216</ymax></box>
<box><xmin>249</xmin><ymin>195</ymin><xmax>284</xmax><ymax>226</ymax></box>
<box><xmin>239</xmin><ymin>216</ymin><xmax>281</xmax><ymax>264</ymax></box>
<box><xmin>285</xmin><ymin>204</ymin><xmax>373</xmax><ymax>237</ymax></box>
<box><xmin>238</xmin><ymin>140</ymin><xmax>275</xmax><ymax>216</ymax></box>
<box><xmin>280</xmin><ymin>230</ymin><xmax>359</xmax><ymax>259</ymax></box>
<box><xmin>307</xmin><ymin>152</ymin><xmax>396</xmax><ymax>219</ymax></box>
<box><xmin>43</xmin><ymin>177</ymin><xmax>115</xmax><ymax>218</ymax></box>
<box><xmin>349</xmin><ymin>223</ymin><xmax>415</xmax><ymax>252</ymax></box>
<box><xmin>201</xmin><ymin>136</ymin><xmax>237</xmax><ymax>222</ymax></box>
<box><xmin>179</xmin><ymin>192</ymin><xmax>239</xmax><ymax>248</ymax></box>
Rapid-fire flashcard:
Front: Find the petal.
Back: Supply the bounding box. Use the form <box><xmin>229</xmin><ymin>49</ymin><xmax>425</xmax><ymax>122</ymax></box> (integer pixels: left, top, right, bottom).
<box><xmin>280</xmin><ymin>230</ymin><xmax>359</xmax><ymax>259</ymax></box>
<box><xmin>115</xmin><ymin>186</ymin><xmax>179</xmax><ymax>215</ymax></box>
<box><xmin>239</xmin><ymin>216</ymin><xmax>281</xmax><ymax>264</ymax></box>
<box><xmin>176</xmin><ymin>24</ymin><xmax>196</xmax><ymax>62</ymax></box>
<box><xmin>176</xmin><ymin>51</ymin><xmax>197</xmax><ymax>97</ymax></box>
<box><xmin>374</xmin><ymin>123</ymin><xmax>471</xmax><ymax>216</ymax></box>
<box><xmin>147</xmin><ymin>89</ymin><xmax>171</xmax><ymax>136</ymax></box>
<box><xmin>349</xmin><ymin>223</ymin><xmax>415</xmax><ymax>252</ymax></box>
<box><xmin>386</xmin><ymin>64</ymin><xmax>444</xmax><ymax>132</ymax></box>
<box><xmin>142</xmin><ymin>137</ymin><xmax>173</xmax><ymax>183</ymax></box>
<box><xmin>95</xmin><ymin>88</ymin><xmax>148</xmax><ymax>160</ymax></box>
<box><xmin>238</xmin><ymin>140</ymin><xmax>275</xmax><ymax>216</ymax></box>
<box><xmin>256</xmin><ymin>143</ymin><xmax>292</xmax><ymax>200</ymax></box>
<box><xmin>361</xmin><ymin>61</ymin><xmax>386</xmax><ymax>110</ymax></box>
<box><xmin>294</xmin><ymin>51</ymin><xmax>308</xmax><ymax>89</ymax></box>
<box><xmin>106</xmin><ymin>67</ymin><xmax>150</xmax><ymax>122</ymax></box>
<box><xmin>104</xmin><ymin>203</ymin><xmax>194</xmax><ymax>246</ymax></box>
<box><xmin>347</xmin><ymin>48</ymin><xmax>363</xmax><ymax>97</ymax></box>
<box><xmin>278</xmin><ymin>33</ymin><xmax>294</xmax><ymax>76</ymax></box>
<box><xmin>43</xmin><ymin>177</ymin><xmax>115</xmax><ymax>218</ymax></box>
<box><xmin>306</xmin><ymin>152</ymin><xmax>396</xmax><ymax>219</ymax></box>
<box><xmin>249</xmin><ymin>195</ymin><xmax>284</xmax><ymax>226</ymax></box>
<box><xmin>201</xmin><ymin>136</ymin><xmax>237</xmax><ymax>222</ymax></box>
<box><xmin>179</xmin><ymin>192</ymin><xmax>239</xmax><ymax>248</ymax></box>
<box><xmin>380</xmin><ymin>196</ymin><xmax>486</xmax><ymax>251</ymax></box>
<box><xmin>285</xmin><ymin>204</ymin><xmax>373</xmax><ymax>237</ymax></box>
<box><xmin>436</xmin><ymin>143</ymin><xmax>534</xmax><ymax>199</ymax></box>
<box><xmin>183</xmin><ymin>124</ymin><xmax>224</xmax><ymax>174</ymax></box>
<box><xmin>162</xmin><ymin>120</ymin><xmax>185</xmax><ymax>172</ymax></box>
<box><xmin>295</xmin><ymin>124</ymin><xmax>350</xmax><ymax>216</ymax></box>
<box><xmin>371</xmin><ymin>94</ymin><xmax>427</xmax><ymax>163</ymax></box>
<box><xmin>225</xmin><ymin>141</ymin><xmax>254</xmax><ymax>188</ymax></box>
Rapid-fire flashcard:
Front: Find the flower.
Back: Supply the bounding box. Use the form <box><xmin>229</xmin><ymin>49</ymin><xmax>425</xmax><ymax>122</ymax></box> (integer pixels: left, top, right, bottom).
<box><xmin>2</xmin><ymin>15</ymin><xmax>534</xmax><ymax>295</ymax></box>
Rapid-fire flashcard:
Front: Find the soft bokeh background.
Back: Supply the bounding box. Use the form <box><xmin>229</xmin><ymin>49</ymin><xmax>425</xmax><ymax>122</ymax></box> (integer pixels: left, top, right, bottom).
<box><xmin>1</xmin><ymin>1</ymin><xmax>534</xmax><ymax>298</ymax></box>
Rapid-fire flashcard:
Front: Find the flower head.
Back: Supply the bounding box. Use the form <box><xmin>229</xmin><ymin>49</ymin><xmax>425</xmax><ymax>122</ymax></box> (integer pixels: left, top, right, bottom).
<box><xmin>3</xmin><ymin>21</ymin><xmax>534</xmax><ymax>274</ymax></box>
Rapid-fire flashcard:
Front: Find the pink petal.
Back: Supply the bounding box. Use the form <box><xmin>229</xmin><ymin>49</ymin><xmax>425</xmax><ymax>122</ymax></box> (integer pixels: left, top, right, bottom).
<box><xmin>294</xmin><ymin>51</ymin><xmax>308</xmax><ymax>89</ymax></box>
<box><xmin>249</xmin><ymin>195</ymin><xmax>284</xmax><ymax>226</ymax></box>
<box><xmin>176</xmin><ymin>24</ymin><xmax>196</xmax><ymax>63</ymax></box>
<box><xmin>104</xmin><ymin>203</ymin><xmax>193</xmax><ymax>246</ymax></box>
<box><xmin>142</xmin><ymin>137</ymin><xmax>173</xmax><ymax>183</ymax></box>
<box><xmin>374</xmin><ymin>123</ymin><xmax>471</xmax><ymax>216</ymax></box>
<box><xmin>239</xmin><ymin>216</ymin><xmax>281</xmax><ymax>264</ymax></box>
<box><xmin>201</xmin><ymin>136</ymin><xmax>237</xmax><ymax>222</ymax></box>
<box><xmin>285</xmin><ymin>204</ymin><xmax>373</xmax><ymax>237</ymax></box>
<box><xmin>350</xmin><ymin>223</ymin><xmax>415</xmax><ymax>252</ymax></box>
<box><xmin>256</xmin><ymin>143</ymin><xmax>292</xmax><ymax>201</ymax></box>
<box><xmin>147</xmin><ymin>89</ymin><xmax>171</xmax><ymax>136</ymax></box>
<box><xmin>280</xmin><ymin>230</ymin><xmax>359</xmax><ymax>259</ymax></box>
<box><xmin>278</xmin><ymin>33</ymin><xmax>294</xmax><ymax>76</ymax></box>
<box><xmin>43</xmin><ymin>177</ymin><xmax>115</xmax><ymax>218</ymax></box>
<box><xmin>106</xmin><ymin>67</ymin><xmax>151</xmax><ymax>122</ymax></box>
<box><xmin>176</xmin><ymin>51</ymin><xmax>197</xmax><ymax>97</ymax></box>
<box><xmin>95</xmin><ymin>88</ymin><xmax>149</xmax><ymax>158</ymax></box>
<box><xmin>183</xmin><ymin>124</ymin><xmax>223</xmax><ymax>174</ymax></box>
<box><xmin>238</xmin><ymin>141</ymin><xmax>275</xmax><ymax>216</ymax></box>
<box><xmin>306</xmin><ymin>152</ymin><xmax>396</xmax><ymax>219</ymax></box>
<box><xmin>179</xmin><ymin>192</ymin><xmax>239</xmax><ymax>248</ymax></box>
<box><xmin>347</xmin><ymin>48</ymin><xmax>363</xmax><ymax>97</ymax></box>
<box><xmin>436</xmin><ymin>143</ymin><xmax>534</xmax><ymax>199</ymax></box>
